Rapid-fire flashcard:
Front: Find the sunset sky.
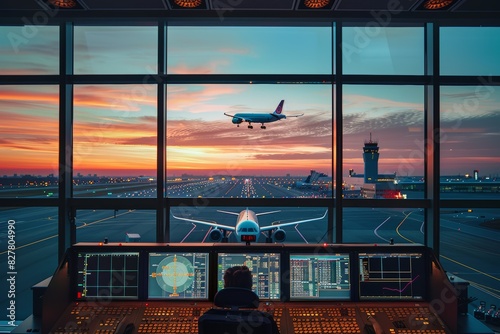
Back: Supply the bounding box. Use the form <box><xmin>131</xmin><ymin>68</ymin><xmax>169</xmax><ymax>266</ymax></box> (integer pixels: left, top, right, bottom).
<box><xmin>0</xmin><ymin>25</ymin><xmax>499</xmax><ymax>178</ymax></box>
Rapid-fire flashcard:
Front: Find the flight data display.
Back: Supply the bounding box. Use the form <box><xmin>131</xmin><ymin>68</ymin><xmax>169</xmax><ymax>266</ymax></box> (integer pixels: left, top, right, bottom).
<box><xmin>359</xmin><ymin>252</ymin><xmax>426</xmax><ymax>300</ymax></box>
<box><xmin>76</xmin><ymin>252</ymin><xmax>139</xmax><ymax>300</ymax></box>
<box><xmin>217</xmin><ymin>253</ymin><xmax>281</xmax><ymax>300</ymax></box>
<box><xmin>290</xmin><ymin>254</ymin><xmax>351</xmax><ymax>300</ymax></box>
<box><xmin>148</xmin><ymin>252</ymin><xmax>209</xmax><ymax>299</ymax></box>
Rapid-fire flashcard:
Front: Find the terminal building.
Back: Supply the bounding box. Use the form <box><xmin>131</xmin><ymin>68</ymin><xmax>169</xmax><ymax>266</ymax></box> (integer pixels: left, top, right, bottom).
<box><xmin>1</xmin><ymin>1</ymin><xmax>500</xmax><ymax>334</ymax></box>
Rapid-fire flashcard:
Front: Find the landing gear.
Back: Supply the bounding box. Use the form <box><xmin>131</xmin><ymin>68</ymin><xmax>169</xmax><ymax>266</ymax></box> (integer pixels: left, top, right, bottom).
<box><xmin>260</xmin><ymin>124</ymin><xmax>266</xmax><ymax>129</ymax></box>
<box><xmin>248</xmin><ymin>124</ymin><xmax>253</xmax><ymax>129</ymax></box>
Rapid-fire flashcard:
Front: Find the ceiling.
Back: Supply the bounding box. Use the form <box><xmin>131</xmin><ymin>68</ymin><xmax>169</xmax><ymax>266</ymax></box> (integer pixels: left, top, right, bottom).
<box><xmin>1</xmin><ymin>0</ymin><xmax>499</xmax><ymax>21</ymax></box>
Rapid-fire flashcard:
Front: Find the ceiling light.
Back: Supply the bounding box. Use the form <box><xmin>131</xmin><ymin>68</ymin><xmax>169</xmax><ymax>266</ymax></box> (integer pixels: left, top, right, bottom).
<box><xmin>423</xmin><ymin>0</ymin><xmax>453</xmax><ymax>10</ymax></box>
<box><xmin>303</xmin><ymin>0</ymin><xmax>330</xmax><ymax>9</ymax></box>
<box><xmin>174</xmin><ymin>0</ymin><xmax>202</xmax><ymax>8</ymax></box>
<box><xmin>48</xmin><ymin>0</ymin><xmax>78</xmax><ymax>8</ymax></box>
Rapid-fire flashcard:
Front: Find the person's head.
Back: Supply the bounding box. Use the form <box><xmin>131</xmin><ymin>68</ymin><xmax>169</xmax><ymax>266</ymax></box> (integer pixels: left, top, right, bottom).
<box><xmin>223</xmin><ymin>265</ymin><xmax>253</xmax><ymax>290</ymax></box>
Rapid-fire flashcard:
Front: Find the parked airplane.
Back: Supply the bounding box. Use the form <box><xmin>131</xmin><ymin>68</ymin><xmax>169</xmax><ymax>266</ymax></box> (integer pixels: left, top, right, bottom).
<box><xmin>171</xmin><ymin>208</ymin><xmax>327</xmax><ymax>244</ymax></box>
<box><xmin>224</xmin><ymin>100</ymin><xmax>303</xmax><ymax>129</ymax></box>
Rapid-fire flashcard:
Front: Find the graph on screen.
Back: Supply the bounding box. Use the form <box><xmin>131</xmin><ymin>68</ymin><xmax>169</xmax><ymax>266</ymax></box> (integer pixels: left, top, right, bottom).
<box><xmin>358</xmin><ymin>252</ymin><xmax>426</xmax><ymax>300</ymax></box>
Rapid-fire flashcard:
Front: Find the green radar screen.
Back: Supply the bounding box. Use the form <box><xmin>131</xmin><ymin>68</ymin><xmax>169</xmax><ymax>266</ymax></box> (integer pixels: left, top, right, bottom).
<box><xmin>152</xmin><ymin>255</ymin><xmax>194</xmax><ymax>297</ymax></box>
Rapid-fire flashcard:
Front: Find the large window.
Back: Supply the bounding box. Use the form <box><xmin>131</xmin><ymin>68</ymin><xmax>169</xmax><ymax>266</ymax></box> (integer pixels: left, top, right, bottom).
<box><xmin>440</xmin><ymin>85</ymin><xmax>500</xmax><ymax>199</ymax></box>
<box><xmin>0</xmin><ymin>207</ymin><xmax>58</xmax><ymax>321</ymax></box>
<box><xmin>342</xmin><ymin>26</ymin><xmax>424</xmax><ymax>75</ymax></box>
<box><xmin>74</xmin><ymin>26</ymin><xmax>157</xmax><ymax>74</ymax></box>
<box><xmin>166</xmin><ymin>84</ymin><xmax>333</xmax><ymax>198</ymax></box>
<box><xmin>167</xmin><ymin>26</ymin><xmax>332</xmax><ymax>74</ymax></box>
<box><xmin>0</xmin><ymin>22</ymin><xmax>499</xmax><ymax>326</ymax></box>
<box><xmin>75</xmin><ymin>209</ymin><xmax>156</xmax><ymax>243</ymax></box>
<box><xmin>0</xmin><ymin>26</ymin><xmax>59</xmax><ymax>75</ymax></box>
<box><xmin>343</xmin><ymin>207</ymin><xmax>424</xmax><ymax>244</ymax></box>
<box><xmin>170</xmin><ymin>206</ymin><xmax>328</xmax><ymax>243</ymax></box>
<box><xmin>73</xmin><ymin>84</ymin><xmax>157</xmax><ymax>197</ymax></box>
<box><xmin>440</xmin><ymin>27</ymin><xmax>500</xmax><ymax>76</ymax></box>
<box><xmin>343</xmin><ymin>85</ymin><xmax>425</xmax><ymax>199</ymax></box>
<box><xmin>0</xmin><ymin>85</ymin><xmax>59</xmax><ymax>197</ymax></box>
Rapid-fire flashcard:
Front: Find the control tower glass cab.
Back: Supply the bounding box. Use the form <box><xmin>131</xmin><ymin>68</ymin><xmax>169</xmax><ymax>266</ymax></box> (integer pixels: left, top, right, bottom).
<box><xmin>363</xmin><ymin>134</ymin><xmax>379</xmax><ymax>183</ymax></box>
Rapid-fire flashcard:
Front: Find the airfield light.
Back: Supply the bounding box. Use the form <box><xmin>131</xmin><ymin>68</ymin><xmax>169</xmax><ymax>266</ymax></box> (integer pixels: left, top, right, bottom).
<box><xmin>48</xmin><ymin>0</ymin><xmax>78</xmax><ymax>8</ymax></box>
<box><xmin>174</xmin><ymin>0</ymin><xmax>202</xmax><ymax>8</ymax></box>
<box><xmin>304</xmin><ymin>0</ymin><xmax>331</xmax><ymax>9</ymax></box>
<box><xmin>423</xmin><ymin>0</ymin><xmax>453</xmax><ymax>10</ymax></box>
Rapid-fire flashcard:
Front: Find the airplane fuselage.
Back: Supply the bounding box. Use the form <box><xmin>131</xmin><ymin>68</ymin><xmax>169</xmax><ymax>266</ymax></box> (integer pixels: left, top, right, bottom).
<box><xmin>231</xmin><ymin>113</ymin><xmax>286</xmax><ymax>125</ymax></box>
<box><xmin>235</xmin><ymin>209</ymin><xmax>260</xmax><ymax>242</ymax></box>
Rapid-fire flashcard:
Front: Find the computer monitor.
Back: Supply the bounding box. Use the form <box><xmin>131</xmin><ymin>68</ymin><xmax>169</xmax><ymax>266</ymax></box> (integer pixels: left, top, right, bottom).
<box><xmin>289</xmin><ymin>253</ymin><xmax>351</xmax><ymax>300</ymax></box>
<box><xmin>217</xmin><ymin>253</ymin><xmax>281</xmax><ymax>300</ymax></box>
<box><xmin>76</xmin><ymin>252</ymin><xmax>140</xmax><ymax>300</ymax></box>
<box><xmin>358</xmin><ymin>252</ymin><xmax>426</xmax><ymax>300</ymax></box>
<box><xmin>148</xmin><ymin>252</ymin><xmax>209</xmax><ymax>299</ymax></box>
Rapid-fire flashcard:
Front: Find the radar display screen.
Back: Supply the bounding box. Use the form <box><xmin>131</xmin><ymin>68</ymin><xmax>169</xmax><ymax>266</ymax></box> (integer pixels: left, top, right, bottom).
<box><xmin>148</xmin><ymin>252</ymin><xmax>209</xmax><ymax>299</ymax></box>
<box><xmin>290</xmin><ymin>253</ymin><xmax>351</xmax><ymax>300</ymax></box>
<box><xmin>359</xmin><ymin>252</ymin><xmax>426</xmax><ymax>300</ymax></box>
<box><xmin>217</xmin><ymin>253</ymin><xmax>280</xmax><ymax>300</ymax></box>
<box><xmin>76</xmin><ymin>252</ymin><xmax>139</xmax><ymax>300</ymax></box>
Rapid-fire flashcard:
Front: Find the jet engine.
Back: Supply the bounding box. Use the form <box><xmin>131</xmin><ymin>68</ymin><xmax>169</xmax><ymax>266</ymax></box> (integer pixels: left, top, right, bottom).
<box><xmin>272</xmin><ymin>228</ymin><xmax>286</xmax><ymax>243</ymax></box>
<box><xmin>209</xmin><ymin>228</ymin><xmax>223</xmax><ymax>242</ymax></box>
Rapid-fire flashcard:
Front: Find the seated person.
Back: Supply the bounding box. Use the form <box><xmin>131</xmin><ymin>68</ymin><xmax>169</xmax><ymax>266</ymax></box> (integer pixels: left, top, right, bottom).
<box><xmin>223</xmin><ymin>265</ymin><xmax>253</xmax><ymax>290</ymax></box>
<box><xmin>223</xmin><ymin>266</ymin><xmax>280</xmax><ymax>334</ymax></box>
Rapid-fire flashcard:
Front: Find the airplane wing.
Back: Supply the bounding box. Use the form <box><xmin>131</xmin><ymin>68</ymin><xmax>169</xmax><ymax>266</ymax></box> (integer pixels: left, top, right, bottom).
<box><xmin>224</xmin><ymin>113</ymin><xmax>252</xmax><ymax>122</ymax></box>
<box><xmin>255</xmin><ymin>210</ymin><xmax>281</xmax><ymax>216</ymax></box>
<box><xmin>171</xmin><ymin>213</ymin><xmax>236</xmax><ymax>231</ymax></box>
<box><xmin>217</xmin><ymin>210</ymin><xmax>240</xmax><ymax>216</ymax></box>
<box><xmin>260</xmin><ymin>209</ymin><xmax>327</xmax><ymax>231</ymax></box>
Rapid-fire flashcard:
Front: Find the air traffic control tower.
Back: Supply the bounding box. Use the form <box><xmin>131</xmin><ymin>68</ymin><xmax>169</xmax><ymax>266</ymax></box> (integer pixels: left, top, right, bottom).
<box><xmin>363</xmin><ymin>134</ymin><xmax>379</xmax><ymax>183</ymax></box>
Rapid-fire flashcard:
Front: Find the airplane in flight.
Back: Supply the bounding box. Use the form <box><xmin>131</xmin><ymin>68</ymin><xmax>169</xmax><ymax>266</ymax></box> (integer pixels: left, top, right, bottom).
<box><xmin>171</xmin><ymin>208</ymin><xmax>327</xmax><ymax>244</ymax></box>
<box><xmin>224</xmin><ymin>100</ymin><xmax>303</xmax><ymax>129</ymax></box>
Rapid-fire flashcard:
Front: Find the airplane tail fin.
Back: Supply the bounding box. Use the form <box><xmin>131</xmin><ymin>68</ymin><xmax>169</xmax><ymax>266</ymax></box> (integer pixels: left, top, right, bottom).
<box><xmin>273</xmin><ymin>100</ymin><xmax>285</xmax><ymax>114</ymax></box>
